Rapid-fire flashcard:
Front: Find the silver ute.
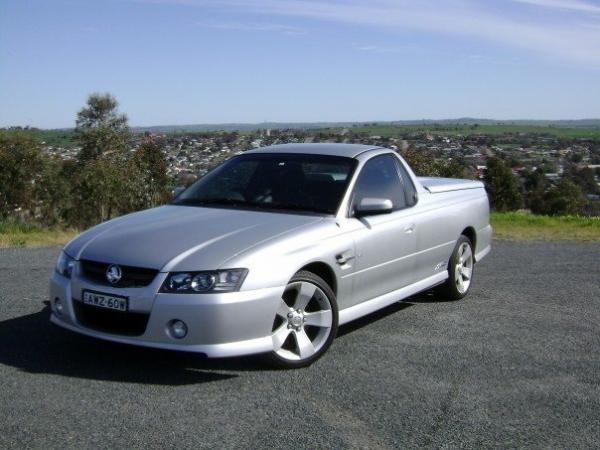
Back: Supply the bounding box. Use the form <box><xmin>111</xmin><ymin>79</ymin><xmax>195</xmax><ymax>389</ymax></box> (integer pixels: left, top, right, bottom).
<box><xmin>50</xmin><ymin>144</ymin><xmax>491</xmax><ymax>368</ymax></box>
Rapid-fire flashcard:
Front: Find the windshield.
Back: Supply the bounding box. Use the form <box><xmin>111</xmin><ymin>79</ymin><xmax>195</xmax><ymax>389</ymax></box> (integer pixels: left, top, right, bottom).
<box><xmin>173</xmin><ymin>153</ymin><xmax>357</xmax><ymax>215</ymax></box>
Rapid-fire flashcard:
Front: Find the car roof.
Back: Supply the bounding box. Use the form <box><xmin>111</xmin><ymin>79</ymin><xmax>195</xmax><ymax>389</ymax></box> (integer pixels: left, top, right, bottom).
<box><xmin>245</xmin><ymin>143</ymin><xmax>382</xmax><ymax>158</ymax></box>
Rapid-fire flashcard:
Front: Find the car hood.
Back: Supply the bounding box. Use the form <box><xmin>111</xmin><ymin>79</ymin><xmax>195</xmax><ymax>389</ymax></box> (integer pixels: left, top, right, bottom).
<box><xmin>65</xmin><ymin>205</ymin><xmax>323</xmax><ymax>271</ymax></box>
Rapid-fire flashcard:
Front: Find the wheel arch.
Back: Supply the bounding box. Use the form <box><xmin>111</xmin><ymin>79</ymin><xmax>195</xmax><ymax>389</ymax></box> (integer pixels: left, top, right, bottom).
<box><xmin>461</xmin><ymin>226</ymin><xmax>477</xmax><ymax>254</ymax></box>
<box><xmin>297</xmin><ymin>261</ymin><xmax>338</xmax><ymax>296</ymax></box>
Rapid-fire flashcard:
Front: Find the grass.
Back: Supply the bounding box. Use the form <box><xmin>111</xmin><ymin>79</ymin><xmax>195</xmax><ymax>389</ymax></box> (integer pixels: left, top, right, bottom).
<box><xmin>0</xmin><ymin>127</ymin><xmax>76</xmax><ymax>148</ymax></box>
<box><xmin>491</xmin><ymin>212</ymin><xmax>600</xmax><ymax>241</ymax></box>
<box><xmin>0</xmin><ymin>221</ymin><xmax>77</xmax><ymax>248</ymax></box>
<box><xmin>1</xmin><ymin>213</ymin><xmax>599</xmax><ymax>248</ymax></box>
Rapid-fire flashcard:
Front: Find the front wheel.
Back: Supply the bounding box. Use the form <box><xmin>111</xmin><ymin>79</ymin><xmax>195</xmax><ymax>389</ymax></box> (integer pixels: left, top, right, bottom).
<box><xmin>437</xmin><ymin>235</ymin><xmax>474</xmax><ymax>301</ymax></box>
<box><xmin>266</xmin><ymin>270</ymin><xmax>338</xmax><ymax>369</ymax></box>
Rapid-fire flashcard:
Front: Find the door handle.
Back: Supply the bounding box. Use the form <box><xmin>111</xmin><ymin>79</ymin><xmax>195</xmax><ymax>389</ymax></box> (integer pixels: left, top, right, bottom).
<box><xmin>403</xmin><ymin>224</ymin><xmax>415</xmax><ymax>234</ymax></box>
<box><xmin>336</xmin><ymin>252</ymin><xmax>355</xmax><ymax>265</ymax></box>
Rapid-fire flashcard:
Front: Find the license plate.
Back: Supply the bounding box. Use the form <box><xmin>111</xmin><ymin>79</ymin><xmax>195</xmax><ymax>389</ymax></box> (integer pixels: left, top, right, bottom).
<box><xmin>82</xmin><ymin>290</ymin><xmax>128</xmax><ymax>312</ymax></box>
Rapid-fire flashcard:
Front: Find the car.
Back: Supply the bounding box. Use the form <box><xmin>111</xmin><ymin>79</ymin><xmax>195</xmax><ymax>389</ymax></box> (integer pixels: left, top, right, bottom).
<box><xmin>50</xmin><ymin>143</ymin><xmax>492</xmax><ymax>368</ymax></box>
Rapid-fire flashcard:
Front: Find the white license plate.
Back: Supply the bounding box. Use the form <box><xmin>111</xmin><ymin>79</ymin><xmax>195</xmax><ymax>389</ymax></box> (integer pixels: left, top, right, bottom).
<box><xmin>82</xmin><ymin>291</ymin><xmax>128</xmax><ymax>312</ymax></box>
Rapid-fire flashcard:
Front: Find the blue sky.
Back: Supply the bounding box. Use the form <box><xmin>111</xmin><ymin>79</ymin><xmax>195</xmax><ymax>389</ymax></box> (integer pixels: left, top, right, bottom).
<box><xmin>1</xmin><ymin>0</ymin><xmax>600</xmax><ymax>128</ymax></box>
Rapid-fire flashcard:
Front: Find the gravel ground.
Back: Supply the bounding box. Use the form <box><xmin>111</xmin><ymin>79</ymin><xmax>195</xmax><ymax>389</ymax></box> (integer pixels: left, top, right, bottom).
<box><xmin>0</xmin><ymin>241</ymin><xmax>598</xmax><ymax>449</ymax></box>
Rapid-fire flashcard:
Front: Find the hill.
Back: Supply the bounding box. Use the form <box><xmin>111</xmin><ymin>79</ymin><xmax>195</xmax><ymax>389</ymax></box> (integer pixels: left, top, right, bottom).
<box><xmin>134</xmin><ymin>119</ymin><xmax>600</xmax><ymax>134</ymax></box>
<box><xmin>4</xmin><ymin>119</ymin><xmax>600</xmax><ymax>145</ymax></box>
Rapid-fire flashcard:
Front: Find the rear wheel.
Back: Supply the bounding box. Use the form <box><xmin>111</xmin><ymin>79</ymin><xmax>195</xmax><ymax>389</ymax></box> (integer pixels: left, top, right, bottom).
<box><xmin>437</xmin><ymin>235</ymin><xmax>474</xmax><ymax>301</ymax></box>
<box><xmin>266</xmin><ymin>270</ymin><xmax>338</xmax><ymax>369</ymax></box>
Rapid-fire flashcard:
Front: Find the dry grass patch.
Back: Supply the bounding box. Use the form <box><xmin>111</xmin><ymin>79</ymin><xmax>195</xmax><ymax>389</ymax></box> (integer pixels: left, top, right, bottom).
<box><xmin>491</xmin><ymin>212</ymin><xmax>600</xmax><ymax>241</ymax></box>
<box><xmin>0</xmin><ymin>222</ymin><xmax>77</xmax><ymax>248</ymax></box>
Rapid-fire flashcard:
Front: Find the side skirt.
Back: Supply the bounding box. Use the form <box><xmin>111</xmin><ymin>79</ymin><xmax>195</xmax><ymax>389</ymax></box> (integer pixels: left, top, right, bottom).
<box><xmin>475</xmin><ymin>244</ymin><xmax>491</xmax><ymax>263</ymax></box>
<box><xmin>338</xmin><ymin>271</ymin><xmax>449</xmax><ymax>325</ymax></box>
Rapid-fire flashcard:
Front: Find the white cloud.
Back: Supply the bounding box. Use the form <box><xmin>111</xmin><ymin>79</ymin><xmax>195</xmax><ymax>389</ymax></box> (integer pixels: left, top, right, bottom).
<box><xmin>511</xmin><ymin>0</ymin><xmax>600</xmax><ymax>13</ymax></box>
<box><xmin>352</xmin><ymin>44</ymin><xmax>414</xmax><ymax>54</ymax></box>
<box><xmin>199</xmin><ymin>20</ymin><xmax>305</xmax><ymax>35</ymax></box>
<box><xmin>137</xmin><ymin>0</ymin><xmax>600</xmax><ymax>65</ymax></box>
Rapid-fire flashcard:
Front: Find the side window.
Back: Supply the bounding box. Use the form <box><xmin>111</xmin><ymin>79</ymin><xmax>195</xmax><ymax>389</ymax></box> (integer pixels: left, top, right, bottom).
<box><xmin>352</xmin><ymin>154</ymin><xmax>407</xmax><ymax>212</ymax></box>
<box><xmin>394</xmin><ymin>158</ymin><xmax>418</xmax><ymax>207</ymax></box>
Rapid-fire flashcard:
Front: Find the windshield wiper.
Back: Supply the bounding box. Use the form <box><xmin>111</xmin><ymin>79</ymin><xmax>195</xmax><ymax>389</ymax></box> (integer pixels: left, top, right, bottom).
<box><xmin>199</xmin><ymin>198</ymin><xmax>248</xmax><ymax>205</ymax></box>
<box><xmin>173</xmin><ymin>198</ymin><xmax>330</xmax><ymax>214</ymax></box>
<box><xmin>266</xmin><ymin>202</ymin><xmax>331</xmax><ymax>214</ymax></box>
<box><xmin>174</xmin><ymin>198</ymin><xmax>249</xmax><ymax>207</ymax></box>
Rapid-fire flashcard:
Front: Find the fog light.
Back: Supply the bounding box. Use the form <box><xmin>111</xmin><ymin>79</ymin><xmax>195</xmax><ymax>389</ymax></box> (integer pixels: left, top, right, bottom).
<box><xmin>169</xmin><ymin>320</ymin><xmax>188</xmax><ymax>339</ymax></box>
<box><xmin>54</xmin><ymin>297</ymin><xmax>64</xmax><ymax>315</ymax></box>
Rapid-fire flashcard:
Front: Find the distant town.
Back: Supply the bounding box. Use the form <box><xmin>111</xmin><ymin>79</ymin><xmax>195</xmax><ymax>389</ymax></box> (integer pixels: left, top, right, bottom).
<box><xmin>40</xmin><ymin>123</ymin><xmax>600</xmax><ymax>200</ymax></box>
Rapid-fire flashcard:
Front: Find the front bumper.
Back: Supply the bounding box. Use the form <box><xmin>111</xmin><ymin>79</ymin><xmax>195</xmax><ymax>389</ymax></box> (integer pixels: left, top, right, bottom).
<box><xmin>49</xmin><ymin>271</ymin><xmax>284</xmax><ymax>358</ymax></box>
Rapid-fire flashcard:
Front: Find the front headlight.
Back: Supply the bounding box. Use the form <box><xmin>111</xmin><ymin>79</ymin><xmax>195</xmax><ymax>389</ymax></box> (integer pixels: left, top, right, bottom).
<box><xmin>55</xmin><ymin>251</ymin><xmax>75</xmax><ymax>278</ymax></box>
<box><xmin>161</xmin><ymin>269</ymin><xmax>248</xmax><ymax>294</ymax></box>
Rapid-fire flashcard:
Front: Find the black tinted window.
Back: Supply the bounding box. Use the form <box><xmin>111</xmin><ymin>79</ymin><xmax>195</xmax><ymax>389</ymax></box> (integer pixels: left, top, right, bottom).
<box><xmin>352</xmin><ymin>154</ymin><xmax>406</xmax><ymax>212</ymax></box>
<box><xmin>395</xmin><ymin>158</ymin><xmax>417</xmax><ymax>207</ymax></box>
<box><xmin>175</xmin><ymin>153</ymin><xmax>356</xmax><ymax>215</ymax></box>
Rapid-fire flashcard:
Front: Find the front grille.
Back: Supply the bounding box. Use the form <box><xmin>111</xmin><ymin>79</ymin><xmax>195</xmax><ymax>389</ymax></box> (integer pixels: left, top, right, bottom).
<box><xmin>73</xmin><ymin>301</ymin><xmax>150</xmax><ymax>336</ymax></box>
<box><xmin>80</xmin><ymin>260</ymin><xmax>158</xmax><ymax>288</ymax></box>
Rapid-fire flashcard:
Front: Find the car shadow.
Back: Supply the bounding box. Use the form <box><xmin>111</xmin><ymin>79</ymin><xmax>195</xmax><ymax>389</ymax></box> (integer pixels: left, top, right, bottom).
<box><xmin>0</xmin><ymin>292</ymin><xmax>449</xmax><ymax>383</ymax></box>
<box><xmin>0</xmin><ymin>302</ymin><xmax>279</xmax><ymax>385</ymax></box>
<box><xmin>336</xmin><ymin>289</ymin><xmax>450</xmax><ymax>337</ymax></box>
<box><xmin>406</xmin><ymin>289</ymin><xmax>454</xmax><ymax>303</ymax></box>
<box><xmin>337</xmin><ymin>302</ymin><xmax>414</xmax><ymax>337</ymax></box>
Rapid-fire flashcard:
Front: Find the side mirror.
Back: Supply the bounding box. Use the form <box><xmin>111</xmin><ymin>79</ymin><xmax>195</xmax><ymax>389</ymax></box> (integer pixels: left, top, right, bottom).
<box><xmin>354</xmin><ymin>198</ymin><xmax>393</xmax><ymax>217</ymax></box>
<box><xmin>172</xmin><ymin>186</ymin><xmax>186</xmax><ymax>199</ymax></box>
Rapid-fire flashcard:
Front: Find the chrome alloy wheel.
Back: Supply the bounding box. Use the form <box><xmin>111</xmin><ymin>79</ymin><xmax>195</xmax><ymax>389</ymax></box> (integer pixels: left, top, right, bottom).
<box><xmin>455</xmin><ymin>242</ymin><xmax>473</xmax><ymax>294</ymax></box>
<box><xmin>271</xmin><ymin>281</ymin><xmax>333</xmax><ymax>361</ymax></box>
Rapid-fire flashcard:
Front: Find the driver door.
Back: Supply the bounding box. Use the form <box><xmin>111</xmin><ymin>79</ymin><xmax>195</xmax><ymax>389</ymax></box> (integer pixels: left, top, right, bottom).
<box><xmin>345</xmin><ymin>154</ymin><xmax>418</xmax><ymax>307</ymax></box>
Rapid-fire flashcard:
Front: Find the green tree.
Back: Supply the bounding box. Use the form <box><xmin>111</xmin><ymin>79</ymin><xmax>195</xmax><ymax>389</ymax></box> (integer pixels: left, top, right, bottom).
<box><xmin>436</xmin><ymin>158</ymin><xmax>469</xmax><ymax>179</ymax></box>
<box><xmin>523</xmin><ymin>168</ymin><xmax>548</xmax><ymax>211</ymax></box>
<box><xmin>523</xmin><ymin>168</ymin><xmax>547</xmax><ymax>192</ymax></box>
<box><xmin>0</xmin><ymin>130</ymin><xmax>45</xmax><ymax>219</ymax></box>
<box><xmin>74</xmin><ymin>93</ymin><xmax>130</xmax><ymax>163</ymax></box>
<box><xmin>35</xmin><ymin>157</ymin><xmax>73</xmax><ymax>226</ymax></box>
<box><xmin>400</xmin><ymin>147</ymin><xmax>438</xmax><ymax>176</ymax></box>
<box><xmin>483</xmin><ymin>157</ymin><xmax>522</xmax><ymax>211</ymax></box>
<box><xmin>400</xmin><ymin>148</ymin><xmax>470</xmax><ymax>179</ymax></box>
<box><xmin>123</xmin><ymin>136</ymin><xmax>170</xmax><ymax>212</ymax></box>
<box><xmin>68</xmin><ymin>159</ymin><xmax>123</xmax><ymax>228</ymax></box>
<box><xmin>532</xmin><ymin>177</ymin><xmax>584</xmax><ymax>216</ymax></box>
<box><xmin>568</xmin><ymin>167</ymin><xmax>598</xmax><ymax>195</ymax></box>
<box><xmin>67</xmin><ymin>93</ymin><xmax>133</xmax><ymax>227</ymax></box>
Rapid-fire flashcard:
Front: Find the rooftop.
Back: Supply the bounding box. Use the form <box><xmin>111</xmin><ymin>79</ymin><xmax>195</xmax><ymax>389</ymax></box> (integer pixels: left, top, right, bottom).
<box><xmin>245</xmin><ymin>143</ymin><xmax>382</xmax><ymax>158</ymax></box>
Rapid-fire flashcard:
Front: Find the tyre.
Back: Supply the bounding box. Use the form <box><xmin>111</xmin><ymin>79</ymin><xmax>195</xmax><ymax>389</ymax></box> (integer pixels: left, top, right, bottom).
<box><xmin>266</xmin><ymin>270</ymin><xmax>338</xmax><ymax>369</ymax></box>
<box><xmin>437</xmin><ymin>235</ymin><xmax>474</xmax><ymax>301</ymax></box>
